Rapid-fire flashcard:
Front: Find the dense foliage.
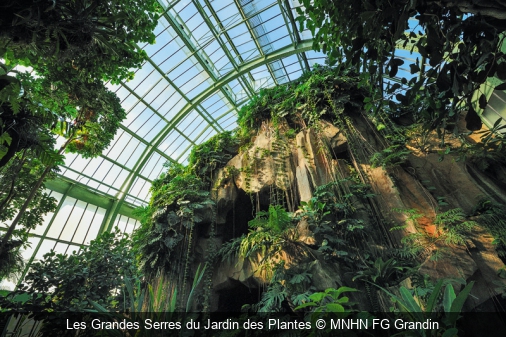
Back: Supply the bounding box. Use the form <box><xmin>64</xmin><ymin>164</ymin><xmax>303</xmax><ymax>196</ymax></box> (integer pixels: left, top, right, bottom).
<box><xmin>0</xmin><ymin>0</ymin><xmax>160</xmax><ymax>266</ymax></box>
<box><xmin>1</xmin><ymin>2</ymin><xmax>501</xmax><ymax>331</ymax></box>
<box><xmin>187</xmin><ymin>131</ymin><xmax>240</xmax><ymax>182</ymax></box>
<box><xmin>296</xmin><ymin>0</ymin><xmax>506</xmax><ymax>132</ymax></box>
<box><xmin>133</xmin><ymin>161</ymin><xmax>217</xmax><ymax>276</ymax></box>
<box><xmin>0</xmin><ymin>0</ymin><xmax>160</xmax><ymax>167</ymax></box>
<box><xmin>2</xmin><ymin>230</ymin><xmax>139</xmax><ymax>310</ymax></box>
<box><xmin>0</xmin><ymin>157</ymin><xmax>57</xmax><ymax>235</ymax></box>
<box><xmin>0</xmin><ymin>0</ymin><xmax>160</xmax><ymax>83</ymax></box>
<box><xmin>131</xmin><ymin>134</ymin><xmax>243</xmax><ymax>281</ymax></box>
<box><xmin>237</xmin><ymin>67</ymin><xmax>365</xmax><ymax>137</ymax></box>
<box><xmin>0</xmin><ymin>230</ymin><xmax>139</xmax><ymax>335</ymax></box>
<box><xmin>0</xmin><ymin>239</ymin><xmax>25</xmax><ymax>282</ymax></box>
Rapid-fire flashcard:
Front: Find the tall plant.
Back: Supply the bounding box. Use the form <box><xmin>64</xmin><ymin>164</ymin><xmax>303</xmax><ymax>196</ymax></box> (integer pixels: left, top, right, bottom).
<box><xmin>0</xmin><ymin>229</ymin><xmax>140</xmax><ymax>336</ymax></box>
<box><xmin>0</xmin><ymin>73</ymin><xmax>126</xmax><ymax>256</ymax></box>
<box><xmin>379</xmin><ymin>280</ymin><xmax>475</xmax><ymax>336</ymax></box>
<box><xmin>296</xmin><ymin>0</ymin><xmax>506</xmax><ymax>132</ymax></box>
<box><xmin>0</xmin><ymin>0</ymin><xmax>160</xmax><ymax>259</ymax></box>
<box><xmin>0</xmin><ymin>0</ymin><xmax>160</xmax><ymax>83</ymax></box>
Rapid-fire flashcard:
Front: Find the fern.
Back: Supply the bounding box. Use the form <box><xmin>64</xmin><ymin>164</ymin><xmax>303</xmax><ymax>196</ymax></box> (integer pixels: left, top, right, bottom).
<box><xmin>435</xmin><ymin>208</ymin><xmax>476</xmax><ymax>245</ymax></box>
<box><xmin>472</xmin><ymin>200</ymin><xmax>506</xmax><ymax>256</ymax></box>
<box><xmin>254</xmin><ymin>282</ymin><xmax>288</xmax><ymax>312</ymax></box>
<box><xmin>289</xmin><ymin>271</ymin><xmax>312</xmax><ymax>285</ymax></box>
<box><xmin>353</xmin><ymin>257</ymin><xmax>413</xmax><ymax>287</ymax></box>
<box><xmin>294</xmin><ymin>286</ymin><xmax>358</xmax><ymax>313</ymax></box>
<box><xmin>0</xmin><ymin>239</ymin><xmax>25</xmax><ymax>281</ymax></box>
<box><xmin>291</xmin><ymin>291</ymin><xmax>312</xmax><ymax>307</ymax></box>
<box><xmin>217</xmin><ymin>236</ymin><xmax>243</xmax><ymax>263</ymax></box>
<box><xmin>395</xmin><ymin>208</ymin><xmax>477</xmax><ymax>261</ymax></box>
<box><xmin>370</xmin><ymin>144</ymin><xmax>411</xmax><ymax>168</ymax></box>
<box><xmin>239</xmin><ymin>231</ymin><xmax>280</xmax><ymax>259</ymax></box>
<box><xmin>248</xmin><ymin>205</ymin><xmax>292</xmax><ymax>234</ymax></box>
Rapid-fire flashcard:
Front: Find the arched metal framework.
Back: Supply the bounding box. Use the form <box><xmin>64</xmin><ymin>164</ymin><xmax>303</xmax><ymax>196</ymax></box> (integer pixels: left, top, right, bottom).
<box><xmin>4</xmin><ymin>2</ymin><xmax>473</xmax><ymax>291</ymax></box>
<box><xmin>0</xmin><ymin>0</ymin><xmax>327</xmax><ymax>289</ymax></box>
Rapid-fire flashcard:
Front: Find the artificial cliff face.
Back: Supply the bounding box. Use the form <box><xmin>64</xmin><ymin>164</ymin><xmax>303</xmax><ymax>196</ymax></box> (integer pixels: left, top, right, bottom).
<box><xmin>203</xmin><ymin>113</ymin><xmax>506</xmax><ymax>312</ymax></box>
<box><xmin>140</xmin><ymin>69</ymin><xmax>506</xmax><ymax>314</ymax></box>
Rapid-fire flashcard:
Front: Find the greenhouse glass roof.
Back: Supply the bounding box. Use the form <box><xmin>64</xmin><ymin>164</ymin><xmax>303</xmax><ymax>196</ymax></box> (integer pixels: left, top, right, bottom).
<box><xmin>1</xmin><ymin>0</ymin><xmax>427</xmax><ymax>291</ymax></box>
<box><xmin>1</xmin><ymin>0</ymin><xmax>331</xmax><ymax>290</ymax></box>
<box><xmin>57</xmin><ymin>0</ymin><xmax>324</xmax><ymax>208</ymax></box>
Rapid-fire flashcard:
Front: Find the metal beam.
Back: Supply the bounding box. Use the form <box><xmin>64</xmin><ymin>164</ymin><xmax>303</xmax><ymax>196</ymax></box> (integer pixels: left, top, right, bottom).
<box><xmin>151</xmin><ymin>39</ymin><xmax>313</xmax><ymax>151</ymax></box>
<box><xmin>281</xmin><ymin>0</ymin><xmax>310</xmax><ymax>71</ymax></box>
<box><xmin>195</xmin><ymin>0</ymin><xmax>256</xmax><ymax>98</ymax></box>
<box><xmin>105</xmin><ymin>40</ymin><xmax>313</xmax><ymax>227</ymax></box>
<box><xmin>45</xmin><ymin>176</ymin><xmax>138</xmax><ymax>217</ymax></box>
<box><xmin>160</xmin><ymin>4</ymin><xmax>238</xmax><ymax>110</ymax></box>
<box><xmin>142</xmin><ymin>53</ymin><xmax>225</xmax><ymax>133</ymax></box>
<box><xmin>232</xmin><ymin>0</ymin><xmax>281</xmax><ymax>86</ymax></box>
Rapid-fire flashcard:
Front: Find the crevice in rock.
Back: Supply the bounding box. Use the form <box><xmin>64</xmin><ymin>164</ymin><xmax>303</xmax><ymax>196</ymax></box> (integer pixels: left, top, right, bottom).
<box><xmin>216</xmin><ymin>278</ymin><xmax>260</xmax><ymax>312</ymax></box>
<box><xmin>221</xmin><ymin>188</ymin><xmax>254</xmax><ymax>242</ymax></box>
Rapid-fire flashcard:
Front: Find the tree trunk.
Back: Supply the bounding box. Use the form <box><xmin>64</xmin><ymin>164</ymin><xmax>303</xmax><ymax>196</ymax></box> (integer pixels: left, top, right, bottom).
<box><xmin>0</xmin><ymin>137</ymin><xmax>73</xmax><ymax>255</ymax></box>
<box><xmin>0</xmin><ymin>150</ymin><xmax>27</xmax><ymax>215</ymax></box>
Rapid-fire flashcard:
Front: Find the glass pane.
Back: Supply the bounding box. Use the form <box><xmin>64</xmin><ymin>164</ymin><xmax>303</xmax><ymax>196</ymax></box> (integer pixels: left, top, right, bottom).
<box><xmin>84</xmin><ymin>207</ymin><xmax>106</xmax><ymax>245</ymax></box>
<box><xmin>59</xmin><ymin>200</ymin><xmax>87</xmax><ymax>242</ymax></box>
<box><xmin>47</xmin><ymin>197</ymin><xmax>77</xmax><ymax>239</ymax></box>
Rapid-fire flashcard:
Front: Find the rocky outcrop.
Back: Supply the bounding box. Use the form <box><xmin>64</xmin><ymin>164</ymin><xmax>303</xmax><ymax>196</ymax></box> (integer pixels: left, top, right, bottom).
<box><xmin>196</xmin><ymin>117</ymin><xmax>506</xmax><ymax>311</ymax></box>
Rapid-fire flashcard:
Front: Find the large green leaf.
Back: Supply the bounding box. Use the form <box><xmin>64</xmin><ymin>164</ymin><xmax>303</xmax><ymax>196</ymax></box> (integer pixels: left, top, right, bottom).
<box><xmin>325</xmin><ymin>303</ymin><xmax>345</xmax><ymax>312</ymax></box>
<box><xmin>426</xmin><ymin>279</ymin><xmax>444</xmax><ymax>314</ymax></box>
<box><xmin>447</xmin><ymin>281</ymin><xmax>474</xmax><ymax>324</ymax></box>
<box><xmin>376</xmin><ymin>285</ymin><xmax>423</xmax><ymax>322</ymax></box>
<box><xmin>309</xmin><ymin>292</ymin><xmax>326</xmax><ymax>302</ymax></box>
<box><xmin>399</xmin><ymin>287</ymin><xmax>421</xmax><ymax>311</ymax></box>
<box><xmin>443</xmin><ymin>284</ymin><xmax>456</xmax><ymax>314</ymax></box>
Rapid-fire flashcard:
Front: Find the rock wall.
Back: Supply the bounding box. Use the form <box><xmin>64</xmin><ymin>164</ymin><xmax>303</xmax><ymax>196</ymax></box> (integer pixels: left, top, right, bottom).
<box><xmin>190</xmin><ymin>115</ymin><xmax>506</xmax><ymax>312</ymax></box>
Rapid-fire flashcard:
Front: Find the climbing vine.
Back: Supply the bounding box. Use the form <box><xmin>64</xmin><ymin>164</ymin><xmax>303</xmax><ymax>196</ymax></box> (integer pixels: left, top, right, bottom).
<box><xmin>236</xmin><ymin>67</ymin><xmax>366</xmax><ymax>139</ymax></box>
<box><xmin>133</xmin><ymin>65</ymin><xmax>506</xmax><ymax>318</ymax></box>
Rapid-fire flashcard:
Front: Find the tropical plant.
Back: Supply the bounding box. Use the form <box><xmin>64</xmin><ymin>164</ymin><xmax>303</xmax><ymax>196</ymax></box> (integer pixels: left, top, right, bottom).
<box><xmin>88</xmin><ymin>265</ymin><xmax>206</xmax><ymax>337</ymax></box>
<box><xmin>396</xmin><ymin>208</ymin><xmax>477</xmax><ymax>260</ymax></box>
<box><xmin>472</xmin><ymin>199</ymin><xmax>506</xmax><ymax>258</ymax></box>
<box><xmin>461</xmin><ymin>118</ymin><xmax>506</xmax><ymax>171</ymax></box>
<box><xmin>305</xmin><ymin>179</ymin><xmax>374</xmax><ymax>220</ymax></box>
<box><xmin>370</xmin><ymin>144</ymin><xmax>411</xmax><ymax>168</ymax></box>
<box><xmin>353</xmin><ymin>257</ymin><xmax>414</xmax><ymax>287</ymax></box>
<box><xmin>0</xmin><ymin>0</ymin><xmax>160</xmax><ymax>259</ymax></box>
<box><xmin>133</xmin><ymin>208</ymin><xmax>185</xmax><ymax>276</ymax></box>
<box><xmin>0</xmin><ymin>157</ymin><xmax>58</xmax><ymax>237</ymax></box>
<box><xmin>132</xmin><ymin>162</ymin><xmax>215</xmax><ymax>276</ymax></box>
<box><xmin>0</xmin><ymin>65</ymin><xmax>60</xmax><ymax>169</ymax></box>
<box><xmin>149</xmin><ymin>163</ymin><xmax>209</xmax><ymax>208</ymax></box>
<box><xmin>238</xmin><ymin>230</ymin><xmax>288</xmax><ymax>269</ymax></box>
<box><xmin>96</xmin><ymin>265</ymin><xmax>205</xmax><ymax>314</ymax></box>
<box><xmin>295</xmin><ymin>286</ymin><xmax>358</xmax><ymax>313</ymax></box>
<box><xmin>0</xmin><ymin>0</ymin><xmax>160</xmax><ymax>83</ymax></box>
<box><xmin>245</xmin><ymin>263</ymin><xmax>315</xmax><ymax>313</ymax></box>
<box><xmin>298</xmin><ymin>200</ymin><xmax>329</xmax><ymax>225</ymax></box>
<box><xmin>236</xmin><ymin>67</ymin><xmax>366</xmax><ymax>138</ymax></box>
<box><xmin>252</xmin><ymin>281</ymin><xmax>289</xmax><ymax>313</ymax></box>
<box><xmin>1</xmin><ymin>229</ymin><xmax>139</xmax><ymax>311</ymax></box>
<box><xmin>379</xmin><ymin>279</ymin><xmax>475</xmax><ymax>336</ymax></box>
<box><xmin>188</xmin><ymin>131</ymin><xmax>239</xmax><ymax>181</ymax></box>
<box><xmin>0</xmin><ymin>0</ymin><xmax>159</xmax><ymax>167</ymax></box>
<box><xmin>434</xmin><ymin>208</ymin><xmax>477</xmax><ymax>246</ymax></box>
<box><xmin>0</xmin><ymin>229</ymin><xmax>140</xmax><ymax>335</ymax></box>
<box><xmin>248</xmin><ymin>205</ymin><xmax>292</xmax><ymax>234</ymax></box>
<box><xmin>296</xmin><ymin>0</ymin><xmax>506</xmax><ymax>132</ymax></box>
<box><xmin>224</xmin><ymin>206</ymin><xmax>307</xmax><ymax>279</ymax></box>
<box><xmin>0</xmin><ymin>239</ymin><xmax>25</xmax><ymax>282</ymax></box>
<box><xmin>0</xmin><ymin>71</ymin><xmax>126</xmax><ymax>256</ymax></box>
